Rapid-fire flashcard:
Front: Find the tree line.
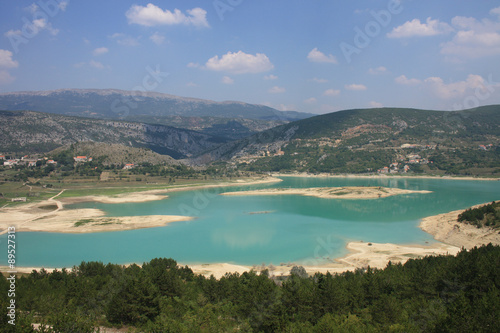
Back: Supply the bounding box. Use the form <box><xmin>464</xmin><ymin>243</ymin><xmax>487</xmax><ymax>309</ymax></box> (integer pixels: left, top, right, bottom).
<box><xmin>0</xmin><ymin>245</ymin><xmax>499</xmax><ymax>332</ymax></box>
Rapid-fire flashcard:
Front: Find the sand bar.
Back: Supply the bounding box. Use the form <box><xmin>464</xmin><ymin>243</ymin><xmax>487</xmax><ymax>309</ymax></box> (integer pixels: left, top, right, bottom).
<box><xmin>221</xmin><ymin>186</ymin><xmax>431</xmax><ymax>199</ymax></box>
<box><xmin>0</xmin><ymin>176</ymin><xmax>281</xmax><ymax>235</ymax></box>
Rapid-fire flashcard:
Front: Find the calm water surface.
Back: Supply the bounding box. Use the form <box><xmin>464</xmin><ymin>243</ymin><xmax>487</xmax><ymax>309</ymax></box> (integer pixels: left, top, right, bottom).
<box><xmin>2</xmin><ymin>177</ymin><xmax>499</xmax><ymax>267</ymax></box>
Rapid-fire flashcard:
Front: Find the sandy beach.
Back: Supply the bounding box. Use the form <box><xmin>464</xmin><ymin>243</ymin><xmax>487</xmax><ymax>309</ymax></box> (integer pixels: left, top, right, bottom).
<box><xmin>419</xmin><ymin>203</ymin><xmax>500</xmax><ymax>249</ymax></box>
<box><xmin>186</xmin><ymin>241</ymin><xmax>461</xmax><ymax>278</ymax></box>
<box><xmin>220</xmin><ymin>186</ymin><xmax>432</xmax><ymax>199</ymax></box>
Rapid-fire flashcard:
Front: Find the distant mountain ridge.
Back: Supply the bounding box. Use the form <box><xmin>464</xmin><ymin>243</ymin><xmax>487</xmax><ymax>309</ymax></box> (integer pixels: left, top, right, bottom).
<box><xmin>0</xmin><ymin>88</ymin><xmax>312</xmax><ymax>121</ymax></box>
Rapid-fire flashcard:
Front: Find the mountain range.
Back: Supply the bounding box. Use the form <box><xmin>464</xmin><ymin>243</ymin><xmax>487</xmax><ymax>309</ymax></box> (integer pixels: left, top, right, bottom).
<box><xmin>0</xmin><ymin>89</ymin><xmax>499</xmax><ymax>176</ymax></box>
<box><xmin>0</xmin><ymin>89</ymin><xmax>311</xmax><ymax>140</ymax></box>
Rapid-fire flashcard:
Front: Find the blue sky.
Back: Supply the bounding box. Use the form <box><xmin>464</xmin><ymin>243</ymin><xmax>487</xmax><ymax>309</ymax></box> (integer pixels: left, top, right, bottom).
<box><xmin>1</xmin><ymin>0</ymin><xmax>500</xmax><ymax>114</ymax></box>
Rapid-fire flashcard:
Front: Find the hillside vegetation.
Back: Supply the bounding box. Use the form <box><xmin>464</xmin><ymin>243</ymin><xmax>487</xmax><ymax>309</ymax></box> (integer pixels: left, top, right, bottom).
<box><xmin>458</xmin><ymin>201</ymin><xmax>500</xmax><ymax>229</ymax></box>
<box><xmin>0</xmin><ymin>110</ymin><xmax>227</xmax><ymax>159</ymax></box>
<box><xmin>2</xmin><ymin>245</ymin><xmax>498</xmax><ymax>332</ymax></box>
<box><xmin>202</xmin><ymin>106</ymin><xmax>500</xmax><ymax>177</ymax></box>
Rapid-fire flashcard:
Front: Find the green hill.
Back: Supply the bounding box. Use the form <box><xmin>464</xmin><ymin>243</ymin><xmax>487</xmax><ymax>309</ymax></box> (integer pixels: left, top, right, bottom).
<box><xmin>199</xmin><ymin>106</ymin><xmax>500</xmax><ymax>177</ymax></box>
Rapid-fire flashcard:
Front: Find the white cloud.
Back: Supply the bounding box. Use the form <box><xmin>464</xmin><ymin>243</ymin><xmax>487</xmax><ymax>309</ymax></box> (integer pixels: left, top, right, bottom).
<box><xmin>307</xmin><ymin>48</ymin><xmax>338</xmax><ymax>64</ymax></box>
<box><xmin>59</xmin><ymin>1</ymin><xmax>69</xmax><ymax>11</ymax></box>
<box><xmin>395</xmin><ymin>75</ymin><xmax>422</xmax><ymax>86</ymax></box>
<box><xmin>222</xmin><ymin>76</ymin><xmax>234</xmax><ymax>85</ymax></box>
<box><xmin>309</xmin><ymin>77</ymin><xmax>328</xmax><ymax>83</ymax></box>
<box><xmin>262</xmin><ymin>102</ymin><xmax>296</xmax><ymax>111</ymax></box>
<box><xmin>0</xmin><ymin>70</ymin><xmax>15</xmax><ymax>85</ymax></box>
<box><xmin>395</xmin><ymin>73</ymin><xmax>500</xmax><ymax>100</ymax></box>
<box><xmin>323</xmin><ymin>89</ymin><xmax>340</xmax><ymax>96</ymax></box>
<box><xmin>268</xmin><ymin>86</ymin><xmax>286</xmax><ymax>94</ymax></box>
<box><xmin>187</xmin><ymin>62</ymin><xmax>200</xmax><ymax>69</ymax></box>
<box><xmin>110</xmin><ymin>33</ymin><xmax>140</xmax><ymax>46</ymax></box>
<box><xmin>423</xmin><ymin>74</ymin><xmax>493</xmax><ymax>100</ymax></box>
<box><xmin>205</xmin><ymin>51</ymin><xmax>274</xmax><ymax>74</ymax></box>
<box><xmin>0</xmin><ymin>50</ymin><xmax>19</xmax><ymax>68</ymax></box>
<box><xmin>93</xmin><ymin>47</ymin><xmax>109</xmax><ymax>56</ymax></box>
<box><xmin>126</xmin><ymin>4</ymin><xmax>209</xmax><ymax>28</ymax></box>
<box><xmin>368</xmin><ymin>66</ymin><xmax>387</xmax><ymax>75</ymax></box>
<box><xmin>186</xmin><ymin>82</ymin><xmax>198</xmax><ymax>87</ymax></box>
<box><xmin>370</xmin><ymin>101</ymin><xmax>384</xmax><ymax>108</ymax></box>
<box><xmin>440</xmin><ymin>14</ymin><xmax>500</xmax><ymax>58</ymax></box>
<box><xmin>264</xmin><ymin>74</ymin><xmax>278</xmax><ymax>80</ymax></box>
<box><xmin>387</xmin><ymin>17</ymin><xmax>453</xmax><ymax>38</ymax></box>
<box><xmin>345</xmin><ymin>84</ymin><xmax>367</xmax><ymax>91</ymax></box>
<box><xmin>304</xmin><ymin>97</ymin><xmax>317</xmax><ymax>104</ymax></box>
<box><xmin>491</xmin><ymin>7</ymin><xmax>500</xmax><ymax>17</ymax></box>
<box><xmin>150</xmin><ymin>32</ymin><xmax>165</xmax><ymax>45</ymax></box>
<box><xmin>89</xmin><ymin>60</ymin><xmax>106</xmax><ymax>70</ymax></box>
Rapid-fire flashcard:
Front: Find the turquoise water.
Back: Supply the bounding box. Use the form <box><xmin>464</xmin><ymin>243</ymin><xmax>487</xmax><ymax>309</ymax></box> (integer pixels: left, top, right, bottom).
<box><xmin>1</xmin><ymin>177</ymin><xmax>499</xmax><ymax>268</ymax></box>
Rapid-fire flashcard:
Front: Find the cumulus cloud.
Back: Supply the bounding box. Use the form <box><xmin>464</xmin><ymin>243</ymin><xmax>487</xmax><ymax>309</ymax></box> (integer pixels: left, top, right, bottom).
<box><xmin>0</xmin><ymin>70</ymin><xmax>15</xmax><ymax>85</ymax></box>
<box><xmin>222</xmin><ymin>76</ymin><xmax>234</xmax><ymax>84</ymax></box>
<box><xmin>395</xmin><ymin>73</ymin><xmax>499</xmax><ymax>100</ymax></box>
<box><xmin>368</xmin><ymin>66</ymin><xmax>387</xmax><ymax>75</ymax></box>
<box><xmin>307</xmin><ymin>48</ymin><xmax>338</xmax><ymax>64</ymax></box>
<box><xmin>370</xmin><ymin>101</ymin><xmax>384</xmax><ymax>108</ymax></box>
<box><xmin>150</xmin><ymin>32</ymin><xmax>166</xmax><ymax>45</ymax></box>
<box><xmin>110</xmin><ymin>33</ymin><xmax>140</xmax><ymax>47</ymax></box>
<box><xmin>268</xmin><ymin>86</ymin><xmax>286</xmax><ymax>94</ymax></box>
<box><xmin>304</xmin><ymin>97</ymin><xmax>317</xmax><ymax>104</ymax></box>
<box><xmin>0</xmin><ymin>50</ymin><xmax>19</xmax><ymax>68</ymax></box>
<box><xmin>345</xmin><ymin>84</ymin><xmax>367</xmax><ymax>91</ymax></box>
<box><xmin>205</xmin><ymin>51</ymin><xmax>274</xmax><ymax>74</ymax></box>
<box><xmin>93</xmin><ymin>47</ymin><xmax>109</xmax><ymax>56</ymax></box>
<box><xmin>395</xmin><ymin>75</ymin><xmax>422</xmax><ymax>86</ymax></box>
<box><xmin>89</xmin><ymin>60</ymin><xmax>106</xmax><ymax>69</ymax></box>
<box><xmin>0</xmin><ymin>50</ymin><xmax>17</xmax><ymax>84</ymax></box>
<box><xmin>440</xmin><ymin>12</ymin><xmax>500</xmax><ymax>59</ymax></box>
<box><xmin>387</xmin><ymin>17</ymin><xmax>453</xmax><ymax>38</ymax></box>
<box><xmin>126</xmin><ymin>4</ymin><xmax>209</xmax><ymax>28</ymax></box>
<box><xmin>424</xmin><ymin>75</ymin><xmax>494</xmax><ymax>100</ymax></box>
<box><xmin>323</xmin><ymin>89</ymin><xmax>340</xmax><ymax>96</ymax></box>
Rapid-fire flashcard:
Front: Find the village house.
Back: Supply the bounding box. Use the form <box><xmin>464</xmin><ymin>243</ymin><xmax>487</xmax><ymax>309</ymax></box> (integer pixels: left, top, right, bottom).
<box><xmin>3</xmin><ymin>159</ymin><xmax>18</xmax><ymax>167</ymax></box>
<box><xmin>73</xmin><ymin>156</ymin><xmax>92</xmax><ymax>162</ymax></box>
<box><xmin>123</xmin><ymin>163</ymin><xmax>135</xmax><ymax>170</ymax></box>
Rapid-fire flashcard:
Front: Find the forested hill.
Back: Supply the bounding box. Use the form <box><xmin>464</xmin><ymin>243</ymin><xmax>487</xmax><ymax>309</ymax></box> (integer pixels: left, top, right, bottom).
<box><xmin>2</xmin><ymin>245</ymin><xmax>498</xmax><ymax>332</ymax></box>
<box><xmin>199</xmin><ymin>106</ymin><xmax>500</xmax><ymax>176</ymax></box>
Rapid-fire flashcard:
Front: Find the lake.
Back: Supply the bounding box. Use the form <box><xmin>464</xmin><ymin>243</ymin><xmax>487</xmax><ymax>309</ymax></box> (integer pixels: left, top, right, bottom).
<box><xmin>2</xmin><ymin>177</ymin><xmax>499</xmax><ymax>268</ymax></box>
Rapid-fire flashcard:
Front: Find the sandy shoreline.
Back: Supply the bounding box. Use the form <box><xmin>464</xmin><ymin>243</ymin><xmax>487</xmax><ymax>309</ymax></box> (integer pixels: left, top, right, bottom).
<box><xmin>221</xmin><ymin>186</ymin><xmax>432</xmax><ymax>199</ymax></box>
<box><xmin>419</xmin><ymin>203</ymin><xmax>500</xmax><ymax>249</ymax></box>
<box><xmin>0</xmin><ymin>176</ymin><xmax>281</xmax><ymax>235</ymax></box>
